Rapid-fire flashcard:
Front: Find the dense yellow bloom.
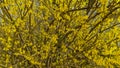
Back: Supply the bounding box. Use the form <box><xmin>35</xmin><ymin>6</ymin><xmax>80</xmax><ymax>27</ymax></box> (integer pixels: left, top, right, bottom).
<box><xmin>0</xmin><ymin>0</ymin><xmax>120</xmax><ymax>68</ymax></box>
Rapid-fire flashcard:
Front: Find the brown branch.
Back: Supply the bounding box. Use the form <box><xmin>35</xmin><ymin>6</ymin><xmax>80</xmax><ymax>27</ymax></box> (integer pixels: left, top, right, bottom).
<box><xmin>89</xmin><ymin>7</ymin><xmax>120</xmax><ymax>34</ymax></box>
<box><xmin>100</xmin><ymin>23</ymin><xmax>120</xmax><ymax>33</ymax></box>
<box><xmin>1</xmin><ymin>7</ymin><xmax>13</xmax><ymax>21</ymax></box>
<box><xmin>21</xmin><ymin>0</ymin><xmax>34</xmax><ymax>20</ymax></box>
<box><xmin>86</xmin><ymin>12</ymin><xmax>101</xmax><ymax>22</ymax></box>
<box><xmin>14</xmin><ymin>0</ymin><xmax>22</xmax><ymax>18</ymax></box>
<box><xmin>66</xmin><ymin>7</ymin><xmax>88</xmax><ymax>13</ymax></box>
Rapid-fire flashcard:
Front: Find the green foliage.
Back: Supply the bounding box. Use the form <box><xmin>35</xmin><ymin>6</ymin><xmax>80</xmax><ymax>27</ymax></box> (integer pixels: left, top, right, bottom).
<box><xmin>0</xmin><ymin>0</ymin><xmax>120</xmax><ymax>68</ymax></box>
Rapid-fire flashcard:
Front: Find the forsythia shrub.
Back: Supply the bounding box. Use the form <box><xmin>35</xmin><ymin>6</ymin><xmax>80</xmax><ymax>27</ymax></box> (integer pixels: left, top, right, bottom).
<box><xmin>0</xmin><ymin>0</ymin><xmax>120</xmax><ymax>68</ymax></box>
